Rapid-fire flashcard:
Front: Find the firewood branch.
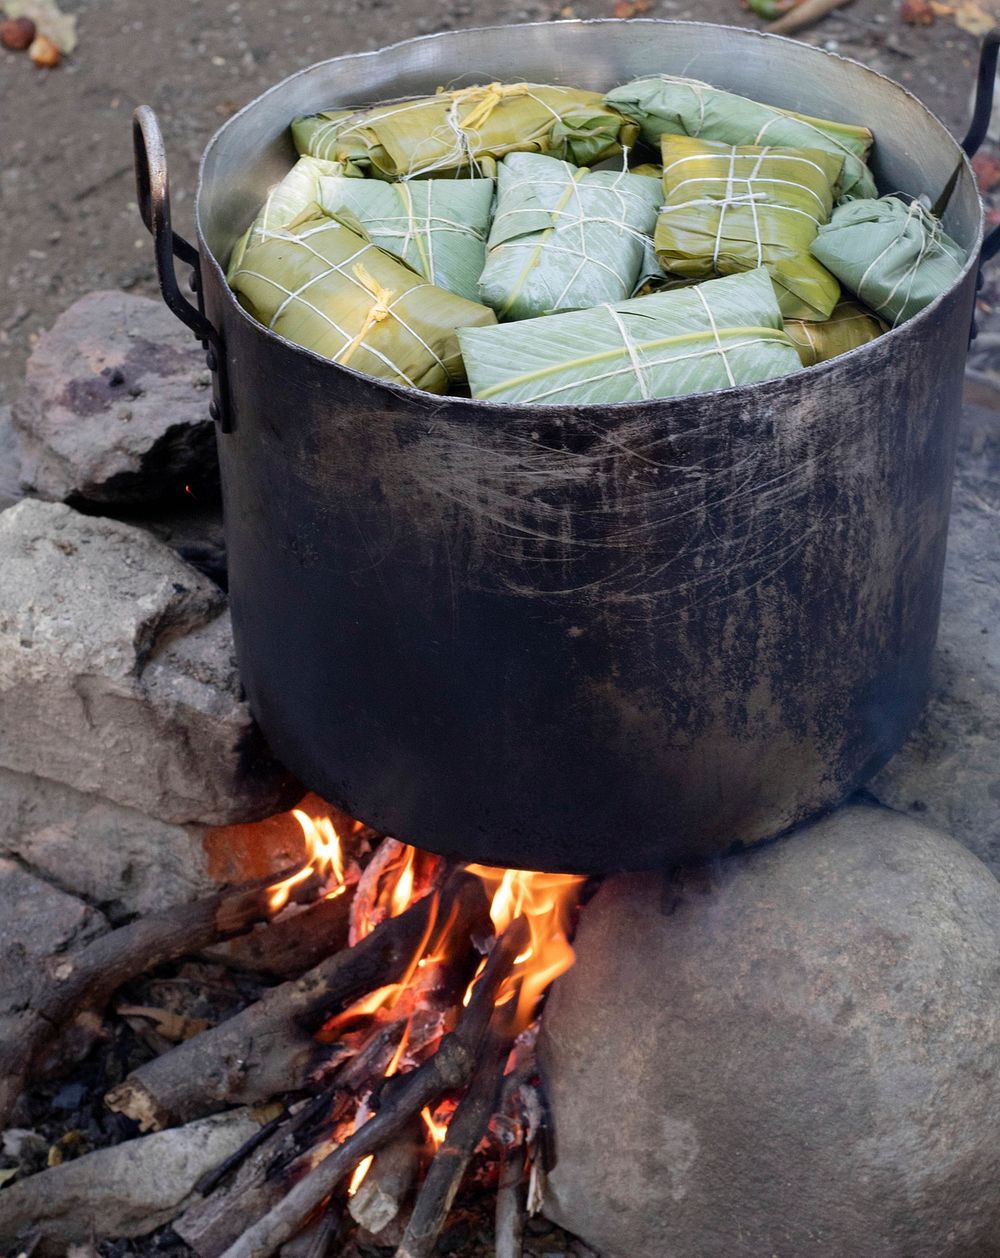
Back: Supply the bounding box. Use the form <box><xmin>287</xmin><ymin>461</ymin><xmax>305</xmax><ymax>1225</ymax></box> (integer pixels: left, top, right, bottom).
<box><xmin>106</xmin><ymin>872</ymin><xmax>489</xmax><ymax>1131</ymax></box>
<box><xmin>218</xmin><ymin>916</ymin><xmax>530</xmax><ymax>1258</ymax></box>
<box><xmin>395</xmin><ymin>1006</ymin><xmax>517</xmax><ymax>1258</ymax></box>
<box><xmin>0</xmin><ymin>867</ymin><xmax>320</xmax><ymax>1127</ymax></box>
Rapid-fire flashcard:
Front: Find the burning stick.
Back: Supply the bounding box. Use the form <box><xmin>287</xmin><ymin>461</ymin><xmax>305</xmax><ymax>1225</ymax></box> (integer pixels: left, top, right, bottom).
<box><xmin>0</xmin><ymin>867</ymin><xmax>327</xmax><ymax>1128</ymax></box>
<box><xmin>106</xmin><ymin>872</ymin><xmax>489</xmax><ymax>1130</ymax></box>
<box><xmin>495</xmin><ymin>1136</ymin><xmax>527</xmax><ymax>1258</ymax></box>
<box><xmin>217</xmin><ymin>916</ymin><xmax>531</xmax><ymax>1258</ymax></box>
<box><xmin>395</xmin><ymin>1005</ymin><xmax>518</xmax><ymax>1258</ymax></box>
<box><xmin>201</xmin><ymin>892</ymin><xmax>353</xmax><ymax>980</ymax></box>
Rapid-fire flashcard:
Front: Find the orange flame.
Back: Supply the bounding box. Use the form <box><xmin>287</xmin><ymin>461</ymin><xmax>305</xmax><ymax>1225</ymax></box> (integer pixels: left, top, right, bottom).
<box><xmin>348</xmin><ymin>1153</ymin><xmax>374</xmax><ymax>1196</ymax></box>
<box><xmin>421</xmin><ymin>1105</ymin><xmax>449</xmax><ymax>1151</ymax></box>
<box><xmin>466</xmin><ymin>866</ymin><xmax>585</xmax><ymax>1033</ymax></box>
<box><xmin>266</xmin><ymin>810</ymin><xmax>347</xmax><ymax>912</ymax></box>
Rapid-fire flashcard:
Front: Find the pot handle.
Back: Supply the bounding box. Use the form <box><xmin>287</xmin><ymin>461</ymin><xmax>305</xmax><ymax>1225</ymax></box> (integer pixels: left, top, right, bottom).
<box><xmin>966</xmin><ymin>28</ymin><xmax>1000</xmax><ymax>266</ymax></box>
<box><xmin>132</xmin><ymin>105</ymin><xmax>232</xmax><ymax>431</ymax></box>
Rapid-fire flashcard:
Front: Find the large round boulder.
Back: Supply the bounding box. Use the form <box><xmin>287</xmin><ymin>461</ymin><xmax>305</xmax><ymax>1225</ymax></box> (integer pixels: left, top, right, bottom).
<box><xmin>539</xmin><ymin>805</ymin><xmax>1000</xmax><ymax>1258</ymax></box>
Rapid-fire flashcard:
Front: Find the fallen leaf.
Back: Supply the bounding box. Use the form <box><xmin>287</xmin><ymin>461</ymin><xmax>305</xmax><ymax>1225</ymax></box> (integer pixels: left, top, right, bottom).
<box><xmin>116</xmin><ymin>1003</ymin><xmax>212</xmax><ymax>1042</ymax></box>
<box><xmin>0</xmin><ymin>1167</ymin><xmax>18</xmax><ymax>1187</ymax></box>
<box><xmin>973</xmin><ymin>150</ymin><xmax>1000</xmax><ymax>191</ymax></box>
<box><xmin>929</xmin><ymin>1</ymin><xmax>955</xmax><ymax>12</ymax></box>
<box><xmin>251</xmin><ymin>1101</ymin><xmax>286</xmax><ymax>1124</ymax></box>
<box><xmin>746</xmin><ymin>0</ymin><xmax>798</xmax><ymax>17</ymax></box>
<box><xmin>2</xmin><ymin>0</ymin><xmax>76</xmax><ymax>53</ymax></box>
<box><xmin>614</xmin><ymin>0</ymin><xmax>651</xmax><ymax>15</ymax></box>
<box><xmin>953</xmin><ymin>0</ymin><xmax>998</xmax><ymax>34</ymax></box>
<box><xmin>900</xmin><ymin>0</ymin><xmax>936</xmax><ymax>23</ymax></box>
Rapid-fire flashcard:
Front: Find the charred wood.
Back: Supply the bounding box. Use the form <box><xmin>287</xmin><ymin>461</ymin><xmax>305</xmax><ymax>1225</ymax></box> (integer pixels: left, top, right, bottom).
<box><xmin>0</xmin><ymin>869</ymin><xmax>318</xmax><ymax>1128</ymax></box>
<box><xmin>106</xmin><ymin>873</ymin><xmax>489</xmax><ymax>1131</ymax></box>
<box><xmin>347</xmin><ymin>1121</ymin><xmax>421</xmax><ymax>1235</ymax></box>
<box><xmin>395</xmin><ymin>1009</ymin><xmax>516</xmax><ymax>1258</ymax></box>
<box><xmin>201</xmin><ymin>892</ymin><xmax>352</xmax><ymax>980</ymax></box>
<box><xmin>218</xmin><ymin>916</ymin><xmax>529</xmax><ymax>1258</ymax></box>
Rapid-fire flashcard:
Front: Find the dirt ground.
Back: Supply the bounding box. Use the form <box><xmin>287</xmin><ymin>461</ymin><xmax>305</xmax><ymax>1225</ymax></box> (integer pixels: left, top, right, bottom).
<box><xmin>0</xmin><ymin>0</ymin><xmax>990</xmax><ymax>406</ymax></box>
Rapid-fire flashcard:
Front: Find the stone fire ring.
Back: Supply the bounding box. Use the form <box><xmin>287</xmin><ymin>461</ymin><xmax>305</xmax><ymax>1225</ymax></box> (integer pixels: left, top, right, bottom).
<box><xmin>540</xmin><ymin>805</ymin><xmax>1000</xmax><ymax>1258</ymax></box>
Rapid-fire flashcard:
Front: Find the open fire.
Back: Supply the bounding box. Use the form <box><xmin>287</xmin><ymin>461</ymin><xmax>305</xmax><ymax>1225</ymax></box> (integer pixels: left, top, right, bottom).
<box><xmin>0</xmin><ymin>801</ymin><xmax>588</xmax><ymax>1256</ymax></box>
<box><xmin>237</xmin><ymin>806</ymin><xmax>586</xmax><ymax>1254</ymax></box>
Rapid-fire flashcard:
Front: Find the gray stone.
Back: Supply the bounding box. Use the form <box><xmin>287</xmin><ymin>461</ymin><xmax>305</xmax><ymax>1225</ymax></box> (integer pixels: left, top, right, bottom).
<box><xmin>0</xmin><ymin>499</ymin><xmax>293</xmax><ymax>825</ymax></box>
<box><xmin>0</xmin><ymin>858</ymin><xmax>106</xmax><ymax>960</ymax></box>
<box><xmin>540</xmin><ymin>806</ymin><xmax>1000</xmax><ymax>1258</ymax></box>
<box><xmin>870</xmin><ymin>404</ymin><xmax>1000</xmax><ymax>874</ymax></box>
<box><xmin>11</xmin><ymin>290</ymin><xmax>217</xmax><ymax>507</ymax></box>
<box><xmin>0</xmin><ymin>1109</ymin><xmax>261</xmax><ymax>1246</ymax></box>
<box><xmin>0</xmin><ymin>768</ymin><xmax>216</xmax><ymax>919</ymax></box>
<box><xmin>0</xmin><ymin>405</ymin><xmax>22</xmax><ymax>512</ymax></box>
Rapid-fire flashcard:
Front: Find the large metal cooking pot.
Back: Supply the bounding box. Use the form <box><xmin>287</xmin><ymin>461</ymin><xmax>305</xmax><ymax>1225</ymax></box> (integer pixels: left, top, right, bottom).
<box><xmin>134</xmin><ymin>20</ymin><xmax>999</xmax><ymax>874</ymax></box>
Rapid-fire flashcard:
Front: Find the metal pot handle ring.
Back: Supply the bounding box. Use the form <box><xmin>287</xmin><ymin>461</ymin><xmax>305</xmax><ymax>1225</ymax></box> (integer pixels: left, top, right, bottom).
<box><xmin>132</xmin><ymin>105</ymin><xmax>231</xmax><ymax>431</ymax></box>
<box><xmin>966</xmin><ymin>27</ymin><xmax>1000</xmax><ymax>265</ymax></box>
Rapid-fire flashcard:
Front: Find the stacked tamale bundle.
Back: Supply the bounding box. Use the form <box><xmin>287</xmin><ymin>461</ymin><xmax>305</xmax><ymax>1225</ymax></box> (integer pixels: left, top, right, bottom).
<box><xmin>810</xmin><ymin>195</ymin><xmax>965</xmax><ymax>325</ymax></box>
<box><xmin>654</xmin><ymin>134</ymin><xmax>844</xmax><ymax>320</ymax></box>
<box><xmin>460</xmin><ymin>268</ymin><xmax>802</xmax><ymax>404</ymax></box>
<box><xmin>292</xmin><ymin>83</ymin><xmax>638</xmax><ymax>178</ymax></box>
<box><xmin>478</xmin><ymin>153</ymin><xmax>661</xmax><ymax>319</ymax></box>
<box><xmin>317</xmin><ymin>176</ymin><xmax>495</xmax><ymax>302</ymax></box>
<box><xmin>228</xmin><ymin>209</ymin><xmax>495</xmax><ymax>393</ymax></box>
<box><xmin>605</xmin><ymin>76</ymin><xmax>876</xmax><ymax>202</ymax></box>
<box><xmin>226</xmin><ymin>73</ymin><xmax>968</xmax><ymax>403</ymax></box>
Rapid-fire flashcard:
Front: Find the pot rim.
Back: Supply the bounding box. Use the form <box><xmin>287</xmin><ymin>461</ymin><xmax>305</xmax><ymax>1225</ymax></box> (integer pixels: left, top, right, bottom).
<box><xmin>195</xmin><ymin>17</ymin><xmax>985</xmax><ymax>414</ymax></box>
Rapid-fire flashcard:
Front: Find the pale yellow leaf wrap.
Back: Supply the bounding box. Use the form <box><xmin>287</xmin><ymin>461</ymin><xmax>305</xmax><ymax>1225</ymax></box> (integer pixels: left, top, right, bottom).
<box><xmin>783</xmin><ymin>299</ymin><xmax>887</xmax><ymax>367</ymax></box>
<box><xmin>291</xmin><ymin>83</ymin><xmax>639</xmax><ymax>179</ymax></box>
<box><xmin>229</xmin><ymin>210</ymin><xmax>496</xmax><ymax>394</ymax></box>
<box><xmin>655</xmin><ymin>134</ymin><xmax>843</xmax><ymax>320</ymax></box>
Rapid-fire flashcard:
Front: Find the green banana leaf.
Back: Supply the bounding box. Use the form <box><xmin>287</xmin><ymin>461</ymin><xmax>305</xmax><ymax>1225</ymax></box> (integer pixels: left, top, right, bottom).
<box><xmin>229</xmin><ymin>208</ymin><xmax>496</xmax><ymax>394</ymax></box>
<box><xmin>227</xmin><ymin>155</ymin><xmax>361</xmax><ymax>279</ymax></box>
<box><xmin>809</xmin><ymin>195</ymin><xmax>966</xmax><ymax>326</ymax></box>
<box><xmin>478</xmin><ymin>153</ymin><xmax>661</xmax><ymax>320</ymax></box>
<box><xmin>459</xmin><ymin>267</ymin><xmax>802</xmax><ymax>405</ymax></box>
<box><xmin>316</xmin><ymin>176</ymin><xmax>494</xmax><ymax>303</ymax></box>
<box><xmin>654</xmin><ymin>134</ymin><xmax>843</xmax><ymax>321</ymax></box>
<box><xmin>290</xmin><ymin>83</ymin><xmax>639</xmax><ymax>179</ymax></box>
<box><xmin>784</xmin><ymin>299</ymin><xmax>887</xmax><ymax>366</ymax></box>
<box><xmin>605</xmin><ymin>75</ymin><xmax>876</xmax><ymax>203</ymax></box>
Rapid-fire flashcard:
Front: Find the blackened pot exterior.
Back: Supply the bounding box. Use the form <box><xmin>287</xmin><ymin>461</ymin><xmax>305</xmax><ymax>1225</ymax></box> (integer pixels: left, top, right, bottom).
<box><xmin>192</xmin><ymin>21</ymin><xmax>983</xmax><ymax>873</ymax></box>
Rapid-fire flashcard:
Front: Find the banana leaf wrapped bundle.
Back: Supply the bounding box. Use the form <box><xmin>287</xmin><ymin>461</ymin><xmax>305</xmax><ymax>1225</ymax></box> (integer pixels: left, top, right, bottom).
<box><xmin>605</xmin><ymin>76</ymin><xmax>876</xmax><ymax>203</ymax></box>
<box><xmin>459</xmin><ymin>267</ymin><xmax>802</xmax><ymax>404</ymax></box>
<box><xmin>654</xmin><ymin>134</ymin><xmax>843</xmax><ymax>321</ymax></box>
<box><xmin>809</xmin><ymin>195</ymin><xmax>966</xmax><ymax>325</ymax></box>
<box><xmin>784</xmin><ymin>299</ymin><xmax>888</xmax><ymax>367</ymax></box>
<box><xmin>228</xmin><ymin>208</ymin><xmax>496</xmax><ymax>393</ymax></box>
<box><xmin>290</xmin><ymin>83</ymin><xmax>640</xmax><ymax>179</ymax></box>
<box><xmin>478</xmin><ymin>153</ymin><xmax>661</xmax><ymax>320</ymax></box>
<box><xmin>316</xmin><ymin>175</ymin><xmax>494</xmax><ymax>303</ymax></box>
<box><xmin>227</xmin><ymin>155</ymin><xmax>361</xmax><ymax>277</ymax></box>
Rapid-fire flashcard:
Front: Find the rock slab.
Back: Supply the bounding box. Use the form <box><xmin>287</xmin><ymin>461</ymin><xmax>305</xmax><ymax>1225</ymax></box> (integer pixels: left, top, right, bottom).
<box><xmin>0</xmin><ymin>767</ymin><xmax>217</xmax><ymax>919</ymax></box>
<box><xmin>0</xmin><ymin>499</ymin><xmax>293</xmax><ymax>825</ymax></box>
<box><xmin>11</xmin><ymin>290</ymin><xmax>217</xmax><ymax>506</ymax></box>
<box><xmin>540</xmin><ymin>806</ymin><xmax>1000</xmax><ymax>1258</ymax></box>
<box><xmin>0</xmin><ymin>858</ymin><xmax>106</xmax><ymax>960</ymax></box>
